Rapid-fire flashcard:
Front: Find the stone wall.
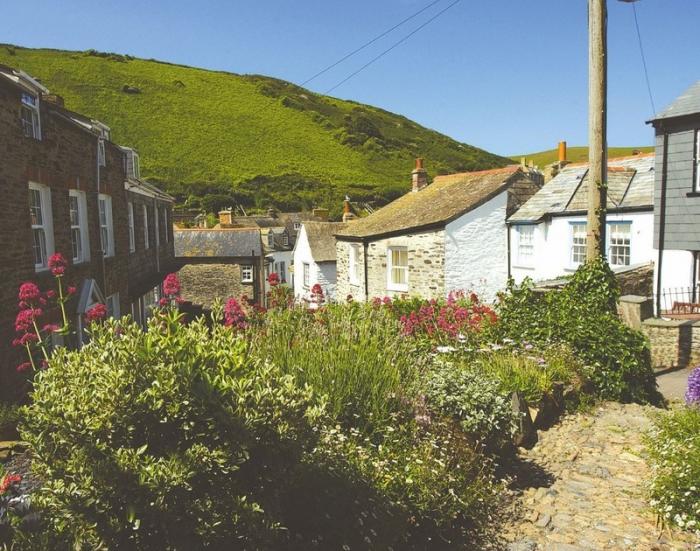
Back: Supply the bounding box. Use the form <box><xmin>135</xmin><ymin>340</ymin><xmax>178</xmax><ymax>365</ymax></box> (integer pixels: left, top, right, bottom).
<box><xmin>178</xmin><ymin>263</ymin><xmax>254</xmax><ymax>308</ymax></box>
<box><xmin>642</xmin><ymin>318</ymin><xmax>700</xmax><ymax>369</ymax></box>
<box><xmin>337</xmin><ymin>229</ymin><xmax>445</xmax><ymax>301</ymax></box>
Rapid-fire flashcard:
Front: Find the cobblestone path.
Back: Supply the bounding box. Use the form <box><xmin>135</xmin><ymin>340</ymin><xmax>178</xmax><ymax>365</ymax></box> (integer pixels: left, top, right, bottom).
<box><xmin>502</xmin><ymin>402</ymin><xmax>699</xmax><ymax>551</ymax></box>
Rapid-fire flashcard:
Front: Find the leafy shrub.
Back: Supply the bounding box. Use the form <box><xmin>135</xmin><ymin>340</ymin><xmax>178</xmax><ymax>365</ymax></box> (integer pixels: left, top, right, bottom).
<box><xmin>249</xmin><ymin>303</ymin><xmax>419</xmax><ymax>432</ymax></box>
<box><xmin>491</xmin><ymin>259</ymin><xmax>658</xmax><ymax>403</ymax></box>
<box><xmin>424</xmin><ymin>361</ymin><xmax>518</xmax><ymax>450</ymax></box>
<box><xmin>646</xmin><ymin>406</ymin><xmax>700</xmax><ymax>535</ymax></box>
<box><xmin>19</xmin><ymin>311</ymin><xmax>324</xmax><ymax>549</ymax></box>
<box><xmin>0</xmin><ymin>403</ymin><xmax>20</xmax><ymax>439</ymax></box>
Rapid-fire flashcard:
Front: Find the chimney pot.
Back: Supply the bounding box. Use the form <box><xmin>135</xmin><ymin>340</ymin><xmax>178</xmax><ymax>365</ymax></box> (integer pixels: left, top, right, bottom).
<box><xmin>411</xmin><ymin>158</ymin><xmax>428</xmax><ymax>192</ymax></box>
<box><xmin>342</xmin><ymin>196</ymin><xmax>356</xmax><ymax>222</ymax></box>
<box><xmin>558</xmin><ymin>141</ymin><xmax>567</xmax><ymax>163</ymax></box>
<box><xmin>219</xmin><ymin>209</ymin><xmax>233</xmax><ymax>228</ymax></box>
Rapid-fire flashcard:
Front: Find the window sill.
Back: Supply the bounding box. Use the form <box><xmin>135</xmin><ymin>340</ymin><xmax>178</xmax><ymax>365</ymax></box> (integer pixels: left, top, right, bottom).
<box><xmin>512</xmin><ymin>264</ymin><xmax>535</xmax><ymax>270</ymax></box>
<box><xmin>387</xmin><ymin>285</ymin><xmax>409</xmax><ymax>293</ymax></box>
<box><xmin>687</xmin><ymin>191</ymin><xmax>700</xmax><ymax>198</ymax></box>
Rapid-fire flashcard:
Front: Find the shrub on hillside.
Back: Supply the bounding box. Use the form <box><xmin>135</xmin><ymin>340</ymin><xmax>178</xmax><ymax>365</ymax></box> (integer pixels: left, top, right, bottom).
<box><xmin>646</xmin><ymin>405</ymin><xmax>700</xmax><ymax>535</ymax></box>
<box><xmin>18</xmin><ymin>311</ymin><xmax>324</xmax><ymax>549</ymax></box>
<box><xmin>490</xmin><ymin>259</ymin><xmax>658</xmax><ymax>403</ymax></box>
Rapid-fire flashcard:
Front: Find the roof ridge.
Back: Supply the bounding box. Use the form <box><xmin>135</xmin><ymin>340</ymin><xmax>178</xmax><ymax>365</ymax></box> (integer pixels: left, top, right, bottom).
<box><xmin>433</xmin><ymin>164</ymin><xmax>521</xmax><ymax>181</ymax></box>
<box><xmin>566</xmin><ymin>152</ymin><xmax>654</xmax><ymax>168</ymax></box>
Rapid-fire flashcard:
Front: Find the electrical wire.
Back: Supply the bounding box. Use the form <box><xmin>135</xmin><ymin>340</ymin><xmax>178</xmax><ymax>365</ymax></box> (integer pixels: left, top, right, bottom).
<box><xmin>300</xmin><ymin>0</ymin><xmax>444</xmax><ymax>87</ymax></box>
<box><xmin>631</xmin><ymin>2</ymin><xmax>656</xmax><ymax>114</ymax></box>
<box><xmin>325</xmin><ymin>0</ymin><xmax>462</xmax><ymax>94</ymax></box>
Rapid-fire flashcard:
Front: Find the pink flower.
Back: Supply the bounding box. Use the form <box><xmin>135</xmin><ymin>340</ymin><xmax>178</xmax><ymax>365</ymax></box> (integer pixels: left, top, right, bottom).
<box><xmin>84</xmin><ymin>303</ymin><xmax>107</xmax><ymax>323</ymax></box>
<box><xmin>14</xmin><ymin>308</ymin><xmax>41</xmax><ymax>333</ymax></box>
<box><xmin>158</xmin><ymin>297</ymin><xmax>169</xmax><ymax>307</ymax></box>
<box><xmin>48</xmin><ymin>253</ymin><xmax>68</xmax><ymax>276</ymax></box>
<box><xmin>45</xmin><ymin>289</ymin><xmax>56</xmax><ymax>299</ymax></box>
<box><xmin>18</xmin><ymin>282</ymin><xmax>41</xmax><ymax>302</ymax></box>
<box><xmin>311</xmin><ymin>283</ymin><xmax>323</xmax><ymax>295</ymax></box>
<box><xmin>42</xmin><ymin>323</ymin><xmax>60</xmax><ymax>333</ymax></box>
<box><xmin>224</xmin><ymin>298</ymin><xmax>248</xmax><ymax>330</ymax></box>
<box><xmin>67</xmin><ymin>286</ymin><xmax>77</xmax><ymax>295</ymax></box>
<box><xmin>162</xmin><ymin>273</ymin><xmax>181</xmax><ymax>297</ymax></box>
<box><xmin>16</xmin><ymin>362</ymin><xmax>32</xmax><ymax>373</ymax></box>
<box><xmin>0</xmin><ymin>474</ymin><xmax>22</xmax><ymax>494</ymax></box>
<box><xmin>267</xmin><ymin>272</ymin><xmax>280</xmax><ymax>287</ymax></box>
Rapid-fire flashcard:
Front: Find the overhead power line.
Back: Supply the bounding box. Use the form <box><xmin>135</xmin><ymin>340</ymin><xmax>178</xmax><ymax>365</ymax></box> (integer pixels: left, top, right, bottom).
<box><xmin>300</xmin><ymin>0</ymin><xmax>444</xmax><ymax>87</ymax></box>
<box><xmin>325</xmin><ymin>0</ymin><xmax>462</xmax><ymax>94</ymax></box>
<box><xmin>630</xmin><ymin>2</ymin><xmax>656</xmax><ymax>114</ymax></box>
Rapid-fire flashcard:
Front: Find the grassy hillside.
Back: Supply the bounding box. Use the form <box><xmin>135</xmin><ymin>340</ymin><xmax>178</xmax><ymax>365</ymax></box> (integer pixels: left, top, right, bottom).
<box><xmin>0</xmin><ymin>45</ymin><xmax>510</xmax><ymax>214</ymax></box>
<box><xmin>511</xmin><ymin>146</ymin><xmax>654</xmax><ymax>168</ymax></box>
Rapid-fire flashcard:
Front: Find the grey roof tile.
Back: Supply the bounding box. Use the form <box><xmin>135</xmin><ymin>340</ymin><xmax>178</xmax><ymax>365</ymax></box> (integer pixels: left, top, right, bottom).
<box><xmin>651</xmin><ymin>80</ymin><xmax>700</xmax><ymax>122</ymax></box>
<box><xmin>174</xmin><ymin>229</ymin><xmax>262</xmax><ymax>258</ymax></box>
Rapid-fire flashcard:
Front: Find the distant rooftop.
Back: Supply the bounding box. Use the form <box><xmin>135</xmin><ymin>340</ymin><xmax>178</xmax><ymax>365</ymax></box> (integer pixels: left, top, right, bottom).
<box><xmin>508</xmin><ymin>154</ymin><xmax>655</xmax><ymax>223</ymax></box>
<box><xmin>174</xmin><ymin>228</ymin><xmax>262</xmax><ymax>258</ymax></box>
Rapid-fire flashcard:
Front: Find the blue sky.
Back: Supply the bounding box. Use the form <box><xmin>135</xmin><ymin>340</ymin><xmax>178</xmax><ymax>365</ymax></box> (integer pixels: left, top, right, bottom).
<box><xmin>2</xmin><ymin>0</ymin><xmax>699</xmax><ymax>156</ymax></box>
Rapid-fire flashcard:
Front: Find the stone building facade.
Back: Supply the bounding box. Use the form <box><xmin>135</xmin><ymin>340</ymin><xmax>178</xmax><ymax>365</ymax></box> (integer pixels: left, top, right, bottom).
<box><xmin>0</xmin><ymin>65</ymin><xmax>174</xmax><ymax>398</ymax></box>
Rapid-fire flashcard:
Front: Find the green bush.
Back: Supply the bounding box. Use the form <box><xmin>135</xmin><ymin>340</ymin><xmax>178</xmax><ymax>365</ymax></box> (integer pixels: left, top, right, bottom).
<box><xmin>0</xmin><ymin>403</ymin><xmax>20</xmax><ymax>439</ymax></box>
<box><xmin>646</xmin><ymin>406</ymin><xmax>700</xmax><ymax>535</ymax></box>
<box><xmin>424</xmin><ymin>360</ymin><xmax>518</xmax><ymax>449</ymax></box>
<box><xmin>491</xmin><ymin>259</ymin><xmax>659</xmax><ymax>403</ymax></box>
<box><xmin>19</xmin><ymin>311</ymin><xmax>324</xmax><ymax>549</ymax></box>
<box><xmin>249</xmin><ymin>304</ymin><xmax>421</xmax><ymax>432</ymax></box>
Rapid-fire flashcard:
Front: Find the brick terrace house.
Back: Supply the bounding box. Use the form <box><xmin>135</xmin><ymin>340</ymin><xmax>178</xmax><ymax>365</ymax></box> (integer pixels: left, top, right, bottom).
<box><xmin>335</xmin><ymin>160</ymin><xmax>542</xmax><ymax>303</ymax></box>
<box><xmin>0</xmin><ymin>65</ymin><xmax>175</xmax><ymax>395</ymax></box>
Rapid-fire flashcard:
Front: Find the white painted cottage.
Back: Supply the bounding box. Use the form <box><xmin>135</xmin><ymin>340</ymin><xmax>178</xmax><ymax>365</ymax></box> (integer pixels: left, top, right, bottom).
<box><xmin>292</xmin><ymin>221</ymin><xmax>348</xmax><ymax>302</ymax></box>
<box><xmin>335</xmin><ymin>160</ymin><xmax>542</xmax><ymax>303</ymax></box>
<box><xmin>507</xmin><ymin>154</ymin><xmax>656</xmax><ymax>284</ymax></box>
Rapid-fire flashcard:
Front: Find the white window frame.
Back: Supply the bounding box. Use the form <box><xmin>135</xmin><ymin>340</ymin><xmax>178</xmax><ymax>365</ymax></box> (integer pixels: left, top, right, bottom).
<box><xmin>143</xmin><ymin>204</ymin><xmax>150</xmax><ymax>249</ymax></box>
<box><xmin>98</xmin><ymin>194</ymin><xmax>114</xmax><ymax>257</ymax></box>
<box><xmin>607</xmin><ymin>222</ymin><xmax>632</xmax><ymax>267</ymax></box>
<box><xmin>106</xmin><ymin>293</ymin><xmax>120</xmax><ymax>319</ymax></box>
<box><xmin>155</xmin><ymin>206</ymin><xmax>160</xmax><ymax>248</ymax></box>
<box><xmin>515</xmin><ymin>225</ymin><xmax>535</xmax><ymax>267</ymax></box>
<box><xmin>294</xmin><ymin>222</ymin><xmax>301</xmax><ymax>231</ymax></box>
<box><xmin>29</xmin><ymin>182</ymin><xmax>54</xmax><ymax>271</ymax></box>
<box><xmin>570</xmin><ymin>222</ymin><xmax>587</xmax><ymax>267</ymax></box>
<box><xmin>303</xmin><ymin>263</ymin><xmax>310</xmax><ymax>289</ymax></box>
<box><xmin>694</xmin><ymin>130</ymin><xmax>700</xmax><ymax>192</ymax></box>
<box><xmin>163</xmin><ymin>208</ymin><xmax>169</xmax><ymax>243</ymax></box>
<box><xmin>282</xmin><ymin>233</ymin><xmax>289</xmax><ymax>247</ymax></box>
<box><xmin>98</xmin><ymin>138</ymin><xmax>106</xmax><ymax>167</ymax></box>
<box><xmin>387</xmin><ymin>246</ymin><xmax>408</xmax><ymax>292</ymax></box>
<box><xmin>128</xmin><ymin>202</ymin><xmax>136</xmax><ymax>253</ymax></box>
<box><xmin>69</xmin><ymin>190</ymin><xmax>89</xmax><ymax>264</ymax></box>
<box><xmin>241</xmin><ymin>264</ymin><xmax>253</xmax><ymax>283</ymax></box>
<box><xmin>21</xmin><ymin>93</ymin><xmax>41</xmax><ymax>140</ymax></box>
<box><xmin>349</xmin><ymin>244</ymin><xmax>361</xmax><ymax>285</ymax></box>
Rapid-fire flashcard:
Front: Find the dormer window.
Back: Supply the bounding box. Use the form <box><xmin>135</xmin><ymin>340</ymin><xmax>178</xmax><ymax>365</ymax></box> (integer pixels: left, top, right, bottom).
<box><xmin>267</xmin><ymin>232</ymin><xmax>274</xmax><ymax>247</ymax></box>
<box><xmin>282</xmin><ymin>233</ymin><xmax>289</xmax><ymax>247</ymax></box>
<box><xmin>123</xmin><ymin>149</ymin><xmax>141</xmax><ymax>180</ymax></box>
<box><xmin>132</xmin><ymin>152</ymin><xmax>140</xmax><ymax>179</ymax></box>
<box><xmin>21</xmin><ymin>93</ymin><xmax>41</xmax><ymax>140</ymax></box>
<box><xmin>294</xmin><ymin>222</ymin><xmax>301</xmax><ymax>231</ymax></box>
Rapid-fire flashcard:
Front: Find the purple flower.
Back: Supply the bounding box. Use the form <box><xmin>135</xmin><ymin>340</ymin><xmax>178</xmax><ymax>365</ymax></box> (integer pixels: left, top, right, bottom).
<box><xmin>685</xmin><ymin>366</ymin><xmax>700</xmax><ymax>406</ymax></box>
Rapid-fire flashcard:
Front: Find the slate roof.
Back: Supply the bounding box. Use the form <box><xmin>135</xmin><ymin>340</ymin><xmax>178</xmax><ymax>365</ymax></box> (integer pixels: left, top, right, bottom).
<box><xmin>650</xmin><ymin>80</ymin><xmax>700</xmax><ymax>122</ymax></box>
<box><xmin>508</xmin><ymin>154</ymin><xmax>655</xmax><ymax>223</ymax></box>
<box><xmin>304</xmin><ymin>222</ymin><xmax>348</xmax><ymax>262</ymax></box>
<box><xmin>174</xmin><ymin>228</ymin><xmax>262</xmax><ymax>258</ymax></box>
<box><xmin>337</xmin><ymin>166</ymin><xmax>526</xmax><ymax>239</ymax></box>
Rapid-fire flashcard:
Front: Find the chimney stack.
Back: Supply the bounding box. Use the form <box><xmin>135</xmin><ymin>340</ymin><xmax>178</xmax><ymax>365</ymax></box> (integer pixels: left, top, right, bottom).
<box><xmin>267</xmin><ymin>207</ymin><xmax>277</xmax><ymax>218</ymax></box>
<box><xmin>42</xmin><ymin>93</ymin><xmax>64</xmax><ymax>108</ymax></box>
<box><xmin>219</xmin><ymin>209</ymin><xmax>233</xmax><ymax>228</ymax></box>
<box><xmin>412</xmin><ymin>158</ymin><xmax>428</xmax><ymax>192</ymax></box>
<box><xmin>312</xmin><ymin>207</ymin><xmax>329</xmax><ymax>220</ymax></box>
<box><xmin>558</xmin><ymin>141</ymin><xmax>567</xmax><ymax>163</ymax></box>
<box><xmin>342</xmin><ymin>196</ymin><xmax>357</xmax><ymax>223</ymax></box>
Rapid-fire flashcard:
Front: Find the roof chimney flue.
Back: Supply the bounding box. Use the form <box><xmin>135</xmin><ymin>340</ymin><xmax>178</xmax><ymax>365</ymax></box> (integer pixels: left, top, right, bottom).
<box><xmin>342</xmin><ymin>195</ymin><xmax>356</xmax><ymax>222</ymax></box>
<box><xmin>412</xmin><ymin>158</ymin><xmax>428</xmax><ymax>192</ymax></box>
<box><xmin>558</xmin><ymin>141</ymin><xmax>567</xmax><ymax>163</ymax></box>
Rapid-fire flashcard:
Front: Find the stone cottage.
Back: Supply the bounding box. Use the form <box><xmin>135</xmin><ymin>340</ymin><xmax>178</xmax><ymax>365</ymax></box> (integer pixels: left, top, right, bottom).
<box><xmin>335</xmin><ymin>160</ymin><xmax>542</xmax><ymax>303</ymax></box>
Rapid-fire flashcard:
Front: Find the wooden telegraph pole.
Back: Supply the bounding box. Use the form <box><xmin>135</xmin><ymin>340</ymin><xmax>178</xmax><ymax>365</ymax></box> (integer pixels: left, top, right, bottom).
<box><xmin>587</xmin><ymin>0</ymin><xmax>608</xmax><ymax>261</ymax></box>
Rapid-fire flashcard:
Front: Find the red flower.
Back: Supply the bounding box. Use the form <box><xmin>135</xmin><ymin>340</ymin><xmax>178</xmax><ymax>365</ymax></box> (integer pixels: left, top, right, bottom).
<box><xmin>311</xmin><ymin>283</ymin><xmax>323</xmax><ymax>296</ymax></box>
<box><xmin>18</xmin><ymin>282</ymin><xmax>40</xmax><ymax>302</ymax></box>
<box><xmin>158</xmin><ymin>297</ymin><xmax>169</xmax><ymax>307</ymax></box>
<box><xmin>45</xmin><ymin>289</ymin><xmax>56</xmax><ymax>299</ymax></box>
<box><xmin>85</xmin><ymin>303</ymin><xmax>107</xmax><ymax>323</ymax></box>
<box><xmin>48</xmin><ymin>253</ymin><xmax>68</xmax><ymax>276</ymax></box>
<box><xmin>14</xmin><ymin>308</ymin><xmax>41</xmax><ymax>333</ymax></box>
<box><xmin>42</xmin><ymin>323</ymin><xmax>60</xmax><ymax>333</ymax></box>
<box><xmin>67</xmin><ymin>286</ymin><xmax>77</xmax><ymax>295</ymax></box>
<box><xmin>0</xmin><ymin>473</ymin><xmax>22</xmax><ymax>494</ymax></box>
<box><xmin>162</xmin><ymin>273</ymin><xmax>181</xmax><ymax>297</ymax></box>
<box><xmin>224</xmin><ymin>298</ymin><xmax>248</xmax><ymax>330</ymax></box>
<box><xmin>16</xmin><ymin>362</ymin><xmax>32</xmax><ymax>373</ymax></box>
<box><xmin>267</xmin><ymin>272</ymin><xmax>280</xmax><ymax>287</ymax></box>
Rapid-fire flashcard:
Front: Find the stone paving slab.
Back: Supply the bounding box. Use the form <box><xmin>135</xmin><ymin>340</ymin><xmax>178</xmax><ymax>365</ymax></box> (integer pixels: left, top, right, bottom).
<box><xmin>502</xmin><ymin>402</ymin><xmax>699</xmax><ymax>551</ymax></box>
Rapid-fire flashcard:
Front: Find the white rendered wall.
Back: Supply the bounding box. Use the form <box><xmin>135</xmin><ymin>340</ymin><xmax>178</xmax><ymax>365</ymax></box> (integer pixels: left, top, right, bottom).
<box><xmin>292</xmin><ymin>226</ymin><xmax>338</xmax><ymax>302</ymax></box>
<box><xmin>510</xmin><ymin>211</ymin><xmax>655</xmax><ymax>284</ymax></box>
<box><xmin>445</xmin><ymin>192</ymin><xmax>508</xmax><ymax>303</ymax></box>
<box><xmin>654</xmin><ymin>249</ymin><xmax>696</xmax><ymax>312</ymax></box>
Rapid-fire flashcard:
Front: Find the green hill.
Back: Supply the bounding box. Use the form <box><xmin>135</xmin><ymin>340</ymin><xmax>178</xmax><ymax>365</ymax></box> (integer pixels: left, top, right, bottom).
<box><xmin>511</xmin><ymin>146</ymin><xmax>654</xmax><ymax>168</ymax></box>
<box><xmin>0</xmin><ymin>45</ymin><xmax>510</xmax><ymax>215</ymax></box>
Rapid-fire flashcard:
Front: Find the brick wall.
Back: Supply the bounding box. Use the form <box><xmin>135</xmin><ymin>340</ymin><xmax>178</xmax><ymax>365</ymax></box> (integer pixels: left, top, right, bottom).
<box><xmin>0</xmin><ymin>76</ymin><xmax>174</xmax><ymax>400</ymax></box>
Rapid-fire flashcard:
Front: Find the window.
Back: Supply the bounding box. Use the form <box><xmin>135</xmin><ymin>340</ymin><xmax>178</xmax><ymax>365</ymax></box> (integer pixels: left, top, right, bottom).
<box><xmin>163</xmin><ymin>208</ymin><xmax>169</xmax><ymax>243</ymax></box>
<box><xmin>570</xmin><ymin>223</ymin><xmax>587</xmax><ymax>266</ymax></box>
<box><xmin>21</xmin><ymin>93</ymin><xmax>40</xmax><ymax>139</ymax></box>
<box><xmin>282</xmin><ymin>233</ymin><xmax>289</xmax><ymax>247</ymax></box>
<box><xmin>155</xmin><ymin>207</ymin><xmax>160</xmax><ymax>248</ymax></box>
<box><xmin>106</xmin><ymin>294</ymin><xmax>120</xmax><ymax>319</ymax></box>
<box><xmin>303</xmin><ymin>263</ymin><xmax>310</xmax><ymax>288</ymax></box>
<box><xmin>349</xmin><ymin>244</ymin><xmax>361</xmax><ymax>284</ymax></box>
<box><xmin>98</xmin><ymin>138</ymin><xmax>106</xmax><ymax>167</ymax></box>
<box><xmin>132</xmin><ymin>153</ymin><xmax>140</xmax><ymax>179</ymax></box>
<box><xmin>267</xmin><ymin>232</ymin><xmax>274</xmax><ymax>247</ymax></box>
<box><xmin>69</xmin><ymin>190</ymin><xmax>89</xmax><ymax>263</ymax></box>
<box><xmin>294</xmin><ymin>222</ymin><xmax>301</xmax><ymax>231</ymax></box>
<box><xmin>143</xmin><ymin>205</ymin><xmax>149</xmax><ymax>249</ymax></box>
<box><xmin>387</xmin><ymin>246</ymin><xmax>408</xmax><ymax>291</ymax></box>
<box><xmin>241</xmin><ymin>264</ymin><xmax>253</xmax><ymax>283</ymax></box>
<box><xmin>608</xmin><ymin>223</ymin><xmax>631</xmax><ymax>266</ymax></box>
<box><xmin>98</xmin><ymin>194</ymin><xmax>114</xmax><ymax>257</ymax></box>
<box><xmin>29</xmin><ymin>183</ymin><xmax>53</xmax><ymax>270</ymax></box>
<box><xmin>694</xmin><ymin>130</ymin><xmax>700</xmax><ymax>192</ymax></box>
<box><xmin>516</xmin><ymin>225</ymin><xmax>535</xmax><ymax>266</ymax></box>
<box><xmin>279</xmin><ymin>261</ymin><xmax>286</xmax><ymax>283</ymax></box>
<box><xmin>128</xmin><ymin>202</ymin><xmax>135</xmax><ymax>252</ymax></box>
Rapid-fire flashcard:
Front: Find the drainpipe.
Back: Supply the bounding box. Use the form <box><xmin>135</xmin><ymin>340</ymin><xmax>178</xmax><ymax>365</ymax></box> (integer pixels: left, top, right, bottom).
<box><xmin>655</xmin><ymin>131</ymin><xmax>669</xmax><ymax>315</ymax></box>
<box><xmin>363</xmin><ymin>240</ymin><xmax>369</xmax><ymax>301</ymax></box>
<box><xmin>97</xmin><ymin>136</ymin><xmax>107</xmax><ymax>304</ymax></box>
<box><xmin>506</xmin><ymin>224</ymin><xmax>512</xmax><ymax>279</ymax></box>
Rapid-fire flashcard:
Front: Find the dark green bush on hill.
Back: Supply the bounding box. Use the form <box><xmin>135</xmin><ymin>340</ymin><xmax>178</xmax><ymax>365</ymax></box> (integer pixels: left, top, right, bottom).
<box><xmin>491</xmin><ymin>258</ymin><xmax>659</xmax><ymax>403</ymax></box>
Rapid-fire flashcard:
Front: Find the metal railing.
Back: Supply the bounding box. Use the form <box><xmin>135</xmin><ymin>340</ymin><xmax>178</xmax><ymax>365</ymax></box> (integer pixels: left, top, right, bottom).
<box><xmin>656</xmin><ymin>286</ymin><xmax>700</xmax><ymax>317</ymax></box>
